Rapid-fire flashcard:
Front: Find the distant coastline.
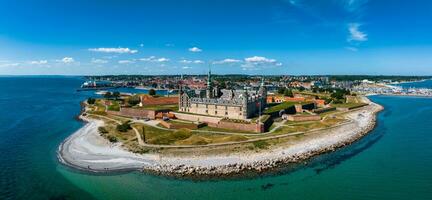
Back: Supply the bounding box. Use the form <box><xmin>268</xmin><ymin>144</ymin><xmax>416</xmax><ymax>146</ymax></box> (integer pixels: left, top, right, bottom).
<box><xmin>392</xmin><ymin>78</ymin><xmax>431</xmax><ymax>86</ymax></box>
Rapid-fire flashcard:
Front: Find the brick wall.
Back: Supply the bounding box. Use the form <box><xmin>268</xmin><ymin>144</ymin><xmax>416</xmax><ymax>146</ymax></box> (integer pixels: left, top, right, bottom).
<box><xmin>170</xmin><ymin>112</ymin><xmax>222</xmax><ymax>124</ymax></box>
<box><xmin>158</xmin><ymin>120</ymin><xmax>202</xmax><ymax>129</ymax></box>
<box><xmin>141</xmin><ymin>96</ymin><xmax>178</xmax><ymax>105</ymax></box>
<box><xmin>208</xmin><ymin>121</ymin><xmax>264</xmax><ymax>133</ymax></box>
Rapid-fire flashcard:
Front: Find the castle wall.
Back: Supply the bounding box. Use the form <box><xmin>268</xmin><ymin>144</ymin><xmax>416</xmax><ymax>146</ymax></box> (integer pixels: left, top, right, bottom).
<box><xmin>209</xmin><ymin>121</ymin><xmax>263</xmax><ymax>133</ymax></box>
<box><xmin>178</xmin><ymin>89</ymin><xmax>267</xmax><ymax>120</ymax></box>
<box><xmin>158</xmin><ymin>120</ymin><xmax>205</xmax><ymax>130</ymax></box>
<box><xmin>286</xmin><ymin>114</ymin><xmax>321</xmax><ymax>122</ymax></box>
<box><xmin>170</xmin><ymin>112</ymin><xmax>222</xmax><ymax>124</ymax></box>
<box><xmin>187</xmin><ymin>103</ymin><xmax>245</xmax><ymax>119</ymax></box>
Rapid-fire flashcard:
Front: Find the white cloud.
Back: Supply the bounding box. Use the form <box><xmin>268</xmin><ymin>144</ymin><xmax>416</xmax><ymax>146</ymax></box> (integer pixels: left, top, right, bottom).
<box><xmin>242</xmin><ymin>56</ymin><xmax>282</xmax><ymax>70</ymax></box>
<box><xmin>213</xmin><ymin>59</ymin><xmax>241</xmax><ymax>64</ymax></box>
<box><xmin>89</xmin><ymin>47</ymin><xmax>138</xmax><ymax>54</ymax></box>
<box><xmin>347</xmin><ymin>23</ymin><xmax>367</xmax><ymax>42</ymax></box>
<box><xmin>179</xmin><ymin>59</ymin><xmax>204</xmax><ymax>64</ymax></box>
<box><xmin>139</xmin><ymin>56</ymin><xmax>170</xmax><ymax>62</ymax></box>
<box><xmin>0</xmin><ymin>62</ymin><xmax>19</xmax><ymax>68</ymax></box>
<box><xmin>188</xmin><ymin>47</ymin><xmax>202</xmax><ymax>52</ymax></box>
<box><xmin>212</xmin><ymin>56</ymin><xmax>281</xmax><ymax>70</ymax></box>
<box><xmin>156</xmin><ymin>57</ymin><xmax>170</xmax><ymax>62</ymax></box>
<box><xmin>91</xmin><ymin>58</ymin><xmax>108</xmax><ymax>64</ymax></box>
<box><xmin>59</xmin><ymin>57</ymin><xmax>75</xmax><ymax>64</ymax></box>
<box><xmin>182</xmin><ymin>66</ymin><xmax>192</xmax><ymax>69</ymax></box>
<box><xmin>29</xmin><ymin>60</ymin><xmax>48</xmax><ymax>65</ymax></box>
<box><xmin>118</xmin><ymin>60</ymin><xmax>134</xmax><ymax>64</ymax></box>
<box><xmin>245</xmin><ymin>56</ymin><xmax>277</xmax><ymax>63</ymax></box>
<box><xmin>139</xmin><ymin>56</ymin><xmax>156</xmax><ymax>61</ymax></box>
<box><xmin>179</xmin><ymin>60</ymin><xmax>192</xmax><ymax>64</ymax></box>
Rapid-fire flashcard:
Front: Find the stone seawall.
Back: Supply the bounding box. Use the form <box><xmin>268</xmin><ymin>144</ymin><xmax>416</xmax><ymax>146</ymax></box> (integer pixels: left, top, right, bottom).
<box><xmin>58</xmin><ymin>97</ymin><xmax>383</xmax><ymax>180</ymax></box>
<box><xmin>140</xmin><ymin>102</ymin><xmax>384</xmax><ymax>178</ymax></box>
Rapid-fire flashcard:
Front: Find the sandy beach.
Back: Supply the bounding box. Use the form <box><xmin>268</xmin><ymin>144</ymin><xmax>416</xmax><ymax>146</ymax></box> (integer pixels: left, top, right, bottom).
<box><xmin>58</xmin><ymin>97</ymin><xmax>383</xmax><ymax>177</ymax></box>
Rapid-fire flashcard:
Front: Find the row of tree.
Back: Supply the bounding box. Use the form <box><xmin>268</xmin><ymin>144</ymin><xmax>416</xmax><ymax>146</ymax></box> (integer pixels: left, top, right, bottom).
<box><xmin>104</xmin><ymin>91</ymin><xmax>121</xmax><ymax>99</ymax></box>
<box><xmin>277</xmin><ymin>87</ymin><xmax>294</xmax><ymax>97</ymax></box>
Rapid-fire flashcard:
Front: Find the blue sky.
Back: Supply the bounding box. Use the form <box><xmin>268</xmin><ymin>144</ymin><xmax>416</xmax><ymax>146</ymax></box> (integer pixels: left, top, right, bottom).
<box><xmin>1</xmin><ymin>0</ymin><xmax>432</xmax><ymax>75</ymax></box>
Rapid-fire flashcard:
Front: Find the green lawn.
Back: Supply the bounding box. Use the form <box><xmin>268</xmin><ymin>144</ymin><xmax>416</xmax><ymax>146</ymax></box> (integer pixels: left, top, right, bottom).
<box><xmin>140</xmin><ymin>104</ymin><xmax>179</xmax><ymax>111</ymax></box>
<box><xmin>332</xmin><ymin>102</ymin><xmax>367</xmax><ymax>109</ymax></box>
<box><xmin>169</xmin><ymin>120</ymin><xmax>195</xmax><ymax>125</ymax></box>
<box><xmin>198</xmin><ymin>125</ymin><xmax>257</xmax><ymax>134</ymax></box>
<box><xmin>264</xmin><ymin>101</ymin><xmax>299</xmax><ymax>114</ymax></box>
<box><xmin>107</xmin><ymin>101</ymin><xmax>120</xmax><ymax>111</ymax></box>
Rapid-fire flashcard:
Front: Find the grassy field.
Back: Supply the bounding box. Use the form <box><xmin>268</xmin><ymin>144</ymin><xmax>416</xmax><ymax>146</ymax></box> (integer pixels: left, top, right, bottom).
<box><xmin>84</xmin><ymin>96</ymin><xmax>352</xmax><ymax>150</ymax></box>
<box><xmin>139</xmin><ymin>104</ymin><xmax>179</xmax><ymax>111</ymax></box>
<box><xmin>107</xmin><ymin>100</ymin><xmax>120</xmax><ymax>111</ymax></box>
<box><xmin>332</xmin><ymin>102</ymin><xmax>367</xmax><ymax>109</ymax></box>
<box><xmin>131</xmin><ymin>123</ymin><xmax>250</xmax><ymax>145</ymax></box>
<box><xmin>198</xmin><ymin>125</ymin><xmax>257</xmax><ymax>134</ymax></box>
<box><xmin>95</xmin><ymin>118</ymin><xmax>136</xmax><ymax>144</ymax></box>
<box><xmin>296</xmin><ymin>91</ymin><xmax>330</xmax><ymax>98</ymax></box>
<box><xmin>264</xmin><ymin>101</ymin><xmax>299</xmax><ymax>114</ymax></box>
<box><xmin>169</xmin><ymin>119</ymin><xmax>195</xmax><ymax>125</ymax></box>
<box><xmin>272</xmin><ymin>116</ymin><xmax>345</xmax><ymax>135</ymax></box>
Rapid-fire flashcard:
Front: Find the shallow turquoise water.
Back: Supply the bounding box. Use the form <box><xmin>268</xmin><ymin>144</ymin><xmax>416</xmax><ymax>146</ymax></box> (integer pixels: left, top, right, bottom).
<box><xmin>1</xmin><ymin>76</ymin><xmax>432</xmax><ymax>200</ymax></box>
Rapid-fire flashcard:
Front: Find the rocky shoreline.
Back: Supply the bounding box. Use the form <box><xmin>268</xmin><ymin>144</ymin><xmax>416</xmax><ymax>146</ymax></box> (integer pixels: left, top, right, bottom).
<box><xmin>58</xmin><ymin>98</ymin><xmax>383</xmax><ymax>179</ymax></box>
<box><xmin>143</xmin><ymin>110</ymin><xmax>379</xmax><ymax>179</ymax></box>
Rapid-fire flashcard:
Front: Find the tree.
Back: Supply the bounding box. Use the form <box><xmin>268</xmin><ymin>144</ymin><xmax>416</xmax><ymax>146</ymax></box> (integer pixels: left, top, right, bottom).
<box><xmin>298</xmin><ymin>86</ymin><xmax>305</xmax><ymax>92</ymax></box>
<box><xmin>104</xmin><ymin>92</ymin><xmax>112</xmax><ymax>99</ymax></box>
<box><xmin>148</xmin><ymin>89</ymin><xmax>156</xmax><ymax>96</ymax></box>
<box><xmin>219</xmin><ymin>81</ymin><xmax>226</xmax><ymax>89</ymax></box>
<box><xmin>87</xmin><ymin>97</ymin><xmax>96</xmax><ymax>104</ymax></box>
<box><xmin>128</xmin><ymin>95</ymin><xmax>141</xmax><ymax>106</ymax></box>
<box><xmin>116</xmin><ymin>121</ymin><xmax>132</xmax><ymax>132</ymax></box>
<box><xmin>112</xmin><ymin>91</ymin><xmax>120</xmax><ymax>99</ymax></box>
<box><xmin>107</xmin><ymin>135</ymin><xmax>118</xmax><ymax>143</ymax></box>
<box><xmin>141</xmin><ymin>127</ymin><xmax>146</xmax><ymax>142</ymax></box>
<box><xmin>284</xmin><ymin>89</ymin><xmax>294</xmax><ymax>97</ymax></box>
<box><xmin>312</xmin><ymin>87</ymin><xmax>318</xmax><ymax>93</ymax></box>
<box><xmin>98</xmin><ymin>126</ymin><xmax>108</xmax><ymax>135</ymax></box>
<box><xmin>278</xmin><ymin>87</ymin><xmax>286</xmax><ymax>94</ymax></box>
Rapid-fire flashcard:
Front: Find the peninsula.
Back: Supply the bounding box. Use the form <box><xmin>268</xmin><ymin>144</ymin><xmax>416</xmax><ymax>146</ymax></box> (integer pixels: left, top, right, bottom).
<box><xmin>58</xmin><ymin>74</ymin><xmax>385</xmax><ymax>178</ymax></box>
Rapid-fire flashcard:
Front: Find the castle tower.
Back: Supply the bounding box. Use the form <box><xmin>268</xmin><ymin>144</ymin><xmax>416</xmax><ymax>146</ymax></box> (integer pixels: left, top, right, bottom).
<box><xmin>241</xmin><ymin>91</ymin><xmax>249</xmax><ymax>118</ymax></box>
<box><xmin>258</xmin><ymin>77</ymin><xmax>267</xmax><ymax>108</ymax></box>
<box><xmin>206</xmin><ymin>68</ymin><xmax>213</xmax><ymax>98</ymax></box>
<box><xmin>178</xmin><ymin>74</ymin><xmax>184</xmax><ymax>111</ymax></box>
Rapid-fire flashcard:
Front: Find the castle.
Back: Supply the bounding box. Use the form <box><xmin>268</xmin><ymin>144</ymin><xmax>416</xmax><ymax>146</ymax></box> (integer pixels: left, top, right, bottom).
<box><xmin>178</xmin><ymin>70</ymin><xmax>267</xmax><ymax>120</ymax></box>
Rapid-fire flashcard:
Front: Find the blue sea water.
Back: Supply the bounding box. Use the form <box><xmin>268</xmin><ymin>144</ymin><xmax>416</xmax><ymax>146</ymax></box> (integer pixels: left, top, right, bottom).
<box><xmin>396</xmin><ymin>79</ymin><xmax>432</xmax><ymax>88</ymax></box>
<box><xmin>1</xmin><ymin>76</ymin><xmax>432</xmax><ymax>200</ymax></box>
